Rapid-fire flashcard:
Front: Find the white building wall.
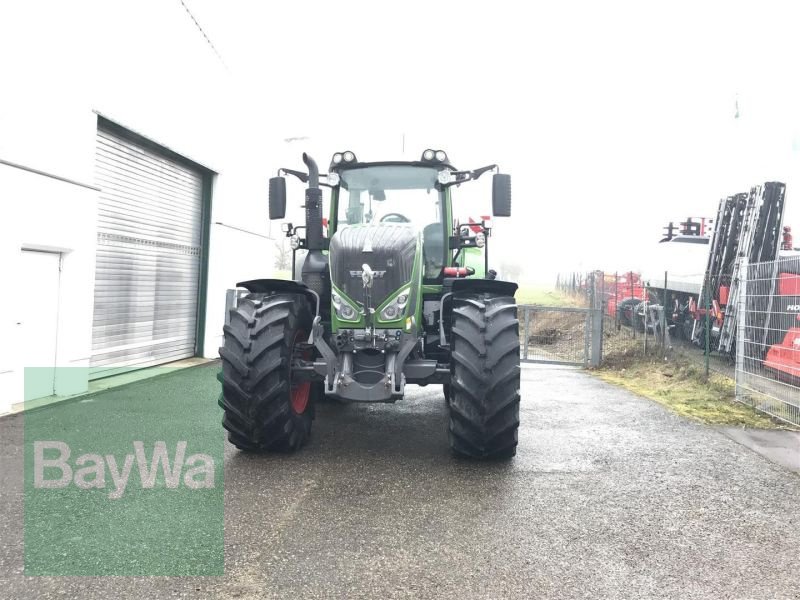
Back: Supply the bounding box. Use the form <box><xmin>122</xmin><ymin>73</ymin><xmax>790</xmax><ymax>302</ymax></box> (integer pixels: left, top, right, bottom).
<box><xmin>0</xmin><ymin>164</ymin><xmax>99</xmax><ymax>410</ymax></box>
<box><xmin>0</xmin><ymin>0</ymin><xmax>282</xmax><ymax>410</ymax></box>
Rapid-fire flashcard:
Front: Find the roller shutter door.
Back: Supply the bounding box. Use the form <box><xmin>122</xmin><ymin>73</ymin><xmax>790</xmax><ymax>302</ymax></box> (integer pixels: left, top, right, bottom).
<box><xmin>90</xmin><ymin>127</ymin><xmax>204</xmax><ymax>378</ymax></box>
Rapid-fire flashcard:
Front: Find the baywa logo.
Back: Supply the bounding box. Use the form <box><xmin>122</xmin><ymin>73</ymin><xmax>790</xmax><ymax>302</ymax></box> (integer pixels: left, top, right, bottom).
<box><xmin>34</xmin><ymin>441</ymin><xmax>215</xmax><ymax>500</ymax></box>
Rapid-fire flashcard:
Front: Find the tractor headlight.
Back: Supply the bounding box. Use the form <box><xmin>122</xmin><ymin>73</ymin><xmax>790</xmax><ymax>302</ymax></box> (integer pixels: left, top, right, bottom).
<box><xmin>343</xmin><ymin>151</ymin><xmax>356</xmax><ymax>162</ymax></box>
<box><xmin>437</xmin><ymin>170</ymin><xmax>454</xmax><ymax>185</ymax></box>
<box><xmin>435</xmin><ymin>150</ymin><xmax>447</xmax><ymax>162</ymax></box>
<box><xmin>289</xmin><ymin>234</ymin><xmax>301</xmax><ymax>250</ymax></box>
<box><xmin>475</xmin><ymin>232</ymin><xmax>486</xmax><ymax>248</ymax></box>
<box><xmin>423</xmin><ymin>149</ymin><xmax>435</xmax><ymax>161</ymax></box>
<box><xmin>379</xmin><ymin>287</ymin><xmax>410</xmax><ymax>322</ymax></box>
<box><xmin>327</xmin><ymin>172</ymin><xmax>340</xmax><ymax>186</ymax></box>
<box><xmin>332</xmin><ymin>152</ymin><xmax>343</xmax><ymax>164</ymax></box>
<box><xmin>332</xmin><ymin>291</ymin><xmax>360</xmax><ymax>322</ymax></box>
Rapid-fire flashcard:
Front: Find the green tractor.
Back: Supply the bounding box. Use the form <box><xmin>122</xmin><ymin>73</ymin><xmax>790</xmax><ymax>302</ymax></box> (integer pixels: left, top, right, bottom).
<box><xmin>219</xmin><ymin>149</ymin><xmax>520</xmax><ymax>458</ymax></box>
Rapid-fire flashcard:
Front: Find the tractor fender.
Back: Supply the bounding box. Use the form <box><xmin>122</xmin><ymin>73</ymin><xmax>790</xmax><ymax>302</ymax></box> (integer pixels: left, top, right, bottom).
<box><xmin>443</xmin><ymin>277</ymin><xmax>518</xmax><ymax>298</ymax></box>
<box><xmin>236</xmin><ymin>279</ymin><xmax>320</xmax><ymax>315</ymax></box>
<box><xmin>439</xmin><ymin>278</ymin><xmax>518</xmax><ymax>347</ymax></box>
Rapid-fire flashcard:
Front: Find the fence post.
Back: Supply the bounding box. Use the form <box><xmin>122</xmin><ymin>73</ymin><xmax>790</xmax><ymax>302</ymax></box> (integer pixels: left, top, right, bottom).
<box><xmin>705</xmin><ymin>277</ymin><xmax>711</xmax><ymax>379</ymax></box>
<box><xmin>630</xmin><ymin>275</ymin><xmax>636</xmax><ymax>340</ymax></box>
<box><xmin>662</xmin><ymin>271</ymin><xmax>668</xmax><ymax>354</ymax></box>
<box><xmin>591</xmin><ymin>304</ymin><xmax>603</xmax><ymax>367</ymax></box>
<box><xmin>523</xmin><ymin>306</ymin><xmax>531</xmax><ymax>361</ymax></box>
<box><xmin>735</xmin><ymin>258</ymin><xmax>748</xmax><ymax>399</ymax></box>
<box><xmin>643</xmin><ymin>283</ymin><xmax>648</xmax><ymax>355</ymax></box>
<box><xmin>584</xmin><ymin>310</ymin><xmax>591</xmax><ymax>368</ymax></box>
<box><xmin>600</xmin><ymin>273</ymin><xmax>605</xmax><ymax>314</ymax></box>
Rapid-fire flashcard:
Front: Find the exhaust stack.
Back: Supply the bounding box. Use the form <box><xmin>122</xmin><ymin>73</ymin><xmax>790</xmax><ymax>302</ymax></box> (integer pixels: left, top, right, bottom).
<box><xmin>303</xmin><ymin>153</ymin><xmax>324</xmax><ymax>252</ymax></box>
<box><xmin>300</xmin><ymin>153</ymin><xmax>330</xmax><ymax>298</ymax></box>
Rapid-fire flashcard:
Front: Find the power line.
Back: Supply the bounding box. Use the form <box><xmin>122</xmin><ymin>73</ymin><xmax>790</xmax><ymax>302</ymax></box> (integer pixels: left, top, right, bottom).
<box><xmin>177</xmin><ymin>0</ymin><xmax>228</xmax><ymax>70</ymax></box>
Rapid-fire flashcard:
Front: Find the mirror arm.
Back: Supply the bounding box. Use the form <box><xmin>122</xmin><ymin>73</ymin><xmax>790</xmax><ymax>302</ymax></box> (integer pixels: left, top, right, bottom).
<box><xmin>470</xmin><ymin>164</ymin><xmax>498</xmax><ymax>180</ymax></box>
<box><xmin>439</xmin><ymin>164</ymin><xmax>499</xmax><ymax>189</ymax></box>
<box><xmin>278</xmin><ymin>168</ymin><xmax>309</xmax><ymax>183</ymax></box>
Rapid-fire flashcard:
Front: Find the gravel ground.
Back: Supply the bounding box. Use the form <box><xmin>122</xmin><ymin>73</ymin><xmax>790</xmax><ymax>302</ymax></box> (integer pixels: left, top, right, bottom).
<box><xmin>1</xmin><ymin>363</ymin><xmax>799</xmax><ymax>599</ymax></box>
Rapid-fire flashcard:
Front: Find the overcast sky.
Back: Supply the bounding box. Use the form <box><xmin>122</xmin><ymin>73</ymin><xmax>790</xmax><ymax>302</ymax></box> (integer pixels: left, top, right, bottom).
<box><xmin>192</xmin><ymin>0</ymin><xmax>800</xmax><ymax>280</ymax></box>
<box><xmin>4</xmin><ymin>0</ymin><xmax>799</xmax><ymax>283</ymax></box>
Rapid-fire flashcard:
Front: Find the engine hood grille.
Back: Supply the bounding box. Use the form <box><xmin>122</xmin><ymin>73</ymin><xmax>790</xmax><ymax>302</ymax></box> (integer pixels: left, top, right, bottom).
<box><xmin>329</xmin><ymin>224</ymin><xmax>418</xmax><ymax>308</ymax></box>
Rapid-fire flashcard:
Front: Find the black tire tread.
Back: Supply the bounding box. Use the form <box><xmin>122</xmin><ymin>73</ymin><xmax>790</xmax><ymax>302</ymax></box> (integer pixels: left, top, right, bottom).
<box><xmin>448</xmin><ymin>292</ymin><xmax>521</xmax><ymax>459</ymax></box>
<box><xmin>218</xmin><ymin>292</ymin><xmax>314</xmax><ymax>452</ymax></box>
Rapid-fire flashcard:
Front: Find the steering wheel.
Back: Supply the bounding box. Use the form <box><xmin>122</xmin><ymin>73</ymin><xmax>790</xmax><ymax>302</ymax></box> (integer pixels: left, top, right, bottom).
<box><xmin>380</xmin><ymin>213</ymin><xmax>411</xmax><ymax>223</ymax></box>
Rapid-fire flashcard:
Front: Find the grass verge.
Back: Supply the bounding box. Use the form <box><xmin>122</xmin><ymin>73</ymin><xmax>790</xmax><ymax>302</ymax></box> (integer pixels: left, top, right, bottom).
<box><xmin>595</xmin><ymin>353</ymin><xmax>793</xmax><ymax>429</ymax></box>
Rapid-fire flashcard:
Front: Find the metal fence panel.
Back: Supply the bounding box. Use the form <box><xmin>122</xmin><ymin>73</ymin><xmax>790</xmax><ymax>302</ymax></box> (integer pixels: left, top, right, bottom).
<box><xmin>735</xmin><ymin>256</ymin><xmax>800</xmax><ymax>426</ymax></box>
<box><xmin>519</xmin><ymin>305</ymin><xmax>593</xmax><ymax>366</ymax></box>
<box><xmin>587</xmin><ymin>271</ymin><xmax>659</xmax><ymax>363</ymax></box>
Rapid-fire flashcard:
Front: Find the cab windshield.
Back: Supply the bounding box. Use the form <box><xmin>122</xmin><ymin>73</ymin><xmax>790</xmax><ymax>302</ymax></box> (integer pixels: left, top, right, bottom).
<box><xmin>334</xmin><ymin>165</ymin><xmax>446</xmax><ymax>279</ymax></box>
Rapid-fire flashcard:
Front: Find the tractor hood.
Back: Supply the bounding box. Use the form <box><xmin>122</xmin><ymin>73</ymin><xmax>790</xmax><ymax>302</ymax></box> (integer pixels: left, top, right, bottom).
<box><xmin>329</xmin><ymin>224</ymin><xmax>418</xmax><ymax>312</ymax></box>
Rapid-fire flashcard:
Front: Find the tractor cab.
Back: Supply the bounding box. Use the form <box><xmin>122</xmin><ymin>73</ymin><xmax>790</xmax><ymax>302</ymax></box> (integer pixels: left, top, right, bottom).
<box><xmin>330</xmin><ymin>161</ymin><xmax>447</xmax><ymax>282</ymax></box>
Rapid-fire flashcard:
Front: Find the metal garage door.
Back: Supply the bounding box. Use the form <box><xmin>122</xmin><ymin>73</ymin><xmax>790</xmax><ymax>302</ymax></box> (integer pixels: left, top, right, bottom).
<box><xmin>90</xmin><ymin>126</ymin><xmax>204</xmax><ymax>378</ymax></box>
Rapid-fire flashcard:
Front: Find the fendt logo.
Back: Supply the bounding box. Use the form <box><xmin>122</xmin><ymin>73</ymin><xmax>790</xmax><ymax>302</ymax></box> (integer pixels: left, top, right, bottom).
<box><xmin>350</xmin><ymin>270</ymin><xmax>386</xmax><ymax>278</ymax></box>
<box><xmin>33</xmin><ymin>441</ymin><xmax>215</xmax><ymax>500</ymax></box>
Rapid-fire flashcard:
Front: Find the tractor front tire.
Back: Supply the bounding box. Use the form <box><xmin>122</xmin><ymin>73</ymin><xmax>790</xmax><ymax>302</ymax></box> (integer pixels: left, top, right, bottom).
<box><xmin>218</xmin><ymin>292</ymin><xmax>315</xmax><ymax>452</ymax></box>
<box><xmin>448</xmin><ymin>292</ymin><xmax>521</xmax><ymax>459</ymax></box>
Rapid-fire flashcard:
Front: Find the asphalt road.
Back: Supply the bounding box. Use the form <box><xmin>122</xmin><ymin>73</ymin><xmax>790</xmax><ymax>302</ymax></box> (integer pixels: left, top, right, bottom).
<box><xmin>1</xmin><ymin>363</ymin><xmax>799</xmax><ymax>599</ymax></box>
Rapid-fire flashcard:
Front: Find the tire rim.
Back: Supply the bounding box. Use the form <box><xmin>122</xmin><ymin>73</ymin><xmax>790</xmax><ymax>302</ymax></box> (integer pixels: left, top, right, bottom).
<box><xmin>290</xmin><ymin>330</ymin><xmax>311</xmax><ymax>414</ymax></box>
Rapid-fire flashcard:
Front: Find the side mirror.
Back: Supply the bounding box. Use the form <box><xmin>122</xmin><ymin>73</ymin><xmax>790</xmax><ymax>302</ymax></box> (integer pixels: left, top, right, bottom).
<box><xmin>268</xmin><ymin>176</ymin><xmax>287</xmax><ymax>220</ymax></box>
<box><xmin>492</xmin><ymin>173</ymin><xmax>511</xmax><ymax>217</ymax></box>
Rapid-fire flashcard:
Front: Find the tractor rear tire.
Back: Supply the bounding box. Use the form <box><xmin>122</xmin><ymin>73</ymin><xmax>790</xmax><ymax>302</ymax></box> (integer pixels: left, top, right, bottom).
<box><xmin>218</xmin><ymin>292</ymin><xmax>315</xmax><ymax>452</ymax></box>
<box><xmin>447</xmin><ymin>292</ymin><xmax>521</xmax><ymax>459</ymax></box>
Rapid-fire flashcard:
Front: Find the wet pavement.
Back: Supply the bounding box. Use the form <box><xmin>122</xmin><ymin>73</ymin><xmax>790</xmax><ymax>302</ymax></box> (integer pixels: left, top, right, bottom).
<box><xmin>718</xmin><ymin>427</ymin><xmax>800</xmax><ymax>474</ymax></box>
<box><xmin>1</xmin><ymin>363</ymin><xmax>799</xmax><ymax>599</ymax></box>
